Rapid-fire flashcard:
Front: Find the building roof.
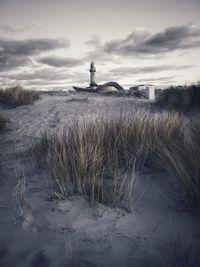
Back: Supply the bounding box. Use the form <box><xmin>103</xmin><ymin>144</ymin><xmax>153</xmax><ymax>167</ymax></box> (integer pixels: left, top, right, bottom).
<box><xmin>73</xmin><ymin>81</ymin><xmax>124</xmax><ymax>92</ymax></box>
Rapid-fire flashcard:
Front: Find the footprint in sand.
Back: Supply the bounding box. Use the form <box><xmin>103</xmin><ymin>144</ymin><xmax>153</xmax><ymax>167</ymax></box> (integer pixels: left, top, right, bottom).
<box><xmin>48</xmin><ymin>105</ymin><xmax>56</xmax><ymax>113</ymax></box>
<box><xmin>22</xmin><ymin>212</ymin><xmax>37</xmax><ymax>233</ymax></box>
<box><xmin>28</xmin><ymin>250</ymin><xmax>50</xmax><ymax>267</ymax></box>
<box><xmin>54</xmin><ymin>111</ymin><xmax>60</xmax><ymax>118</ymax></box>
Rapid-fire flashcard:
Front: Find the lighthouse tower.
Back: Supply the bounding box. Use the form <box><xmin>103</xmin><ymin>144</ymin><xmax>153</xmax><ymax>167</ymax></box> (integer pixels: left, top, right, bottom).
<box><xmin>89</xmin><ymin>62</ymin><xmax>97</xmax><ymax>87</ymax></box>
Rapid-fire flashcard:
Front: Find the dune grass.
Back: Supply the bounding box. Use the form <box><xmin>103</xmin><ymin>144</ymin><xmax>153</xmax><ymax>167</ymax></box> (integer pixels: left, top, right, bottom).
<box><xmin>156</xmin><ymin>84</ymin><xmax>200</xmax><ymax>111</ymax></box>
<box><xmin>0</xmin><ymin>114</ymin><xmax>7</xmax><ymax>131</ymax></box>
<box><xmin>160</xmin><ymin>235</ymin><xmax>198</xmax><ymax>267</ymax></box>
<box><xmin>156</xmin><ymin>113</ymin><xmax>200</xmax><ymax>207</ymax></box>
<box><xmin>0</xmin><ymin>85</ymin><xmax>40</xmax><ymax>106</ymax></box>
<box><xmin>30</xmin><ymin>109</ymin><xmax>200</xmax><ymax>210</ymax></box>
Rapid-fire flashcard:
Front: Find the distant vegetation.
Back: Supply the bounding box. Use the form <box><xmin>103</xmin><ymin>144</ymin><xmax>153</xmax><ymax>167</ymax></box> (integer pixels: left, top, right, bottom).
<box><xmin>156</xmin><ymin>84</ymin><xmax>200</xmax><ymax>111</ymax></box>
<box><xmin>30</xmin><ymin>110</ymin><xmax>200</xmax><ymax>210</ymax></box>
<box><xmin>0</xmin><ymin>86</ymin><xmax>40</xmax><ymax>106</ymax></box>
<box><xmin>103</xmin><ymin>89</ymin><xmax>146</xmax><ymax>98</ymax></box>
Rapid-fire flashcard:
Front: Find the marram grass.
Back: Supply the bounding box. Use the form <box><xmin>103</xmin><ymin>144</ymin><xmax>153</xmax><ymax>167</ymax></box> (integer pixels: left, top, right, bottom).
<box><xmin>31</xmin><ymin>110</ymin><xmax>200</xmax><ymax>210</ymax></box>
<box><xmin>0</xmin><ymin>85</ymin><xmax>40</xmax><ymax>106</ymax></box>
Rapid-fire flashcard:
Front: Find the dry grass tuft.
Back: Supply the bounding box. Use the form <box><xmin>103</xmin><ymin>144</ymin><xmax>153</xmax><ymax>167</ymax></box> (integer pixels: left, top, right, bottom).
<box><xmin>156</xmin><ymin>113</ymin><xmax>200</xmax><ymax>208</ymax></box>
<box><xmin>156</xmin><ymin>84</ymin><xmax>200</xmax><ymax>111</ymax></box>
<box><xmin>166</xmin><ymin>238</ymin><xmax>196</xmax><ymax>267</ymax></box>
<box><xmin>29</xmin><ymin>110</ymin><xmax>200</xmax><ymax>209</ymax></box>
<box><xmin>160</xmin><ymin>234</ymin><xmax>199</xmax><ymax>267</ymax></box>
<box><xmin>0</xmin><ymin>85</ymin><xmax>40</xmax><ymax>106</ymax></box>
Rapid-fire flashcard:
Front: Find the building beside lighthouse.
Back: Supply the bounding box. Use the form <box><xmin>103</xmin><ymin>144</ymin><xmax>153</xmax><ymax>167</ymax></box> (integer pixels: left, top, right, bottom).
<box><xmin>73</xmin><ymin>62</ymin><xmax>124</xmax><ymax>93</ymax></box>
<box><xmin>130</xmin><ymin>84</ymin><xmax>155</xmax><ymax>100</ymax></box>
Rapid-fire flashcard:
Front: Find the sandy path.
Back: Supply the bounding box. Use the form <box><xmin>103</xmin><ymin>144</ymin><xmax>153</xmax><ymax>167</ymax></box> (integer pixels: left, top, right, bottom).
<box><xmin>0</xmin><ymin>93</ymin><xmax>200</xmax><ymax>267</ymax></box>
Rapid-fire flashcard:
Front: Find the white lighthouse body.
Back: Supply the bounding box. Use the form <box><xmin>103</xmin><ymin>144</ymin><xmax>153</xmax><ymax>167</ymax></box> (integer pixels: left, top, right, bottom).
<box><xmin>89</xmin><ymin>62</ymin><xmax>97</xmax><ymax>87</ymax></box>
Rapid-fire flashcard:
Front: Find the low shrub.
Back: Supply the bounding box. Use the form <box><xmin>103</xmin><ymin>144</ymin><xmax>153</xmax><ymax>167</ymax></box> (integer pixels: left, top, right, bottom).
<box><xmin>104</xmin><ymin>89</ymin><xmax>147</xmax><ymax>98</ymax></box>
<box><xmin>156</xmin><ymin>84</ymin><xmax>200</xmax><ymax>111</ymax></box>
<box><xmin>129</xmin><ymin>88</ymin><xmax>147</xmax><ymax>98</ymax></box>
<box><xmin>0</xmin><ymin>86</ymin><xmax>40</xmax><ymax>106</ymax></box>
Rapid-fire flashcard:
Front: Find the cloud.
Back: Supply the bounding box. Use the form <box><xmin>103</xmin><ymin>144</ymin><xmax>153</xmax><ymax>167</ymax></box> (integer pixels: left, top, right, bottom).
<box><xmin>38</xmin><ymin>56</ymin><xmax>83</xmax><ymax>67</ymax></box>
<box><xmin>84</xmin><ymin>35</ymin><xmax>120</xmax><ymax>63</ymax></box>
<box><xmin>109</xmin><ymin>64</ymin><xmax>192</xmax><ymax>76</ymax></box>
<box><xmin>85</xmin><ymin>34</ymin><xmax>101</xmax><ymax>50</ymax></box>
<box><xmin>0</xmin><ymin>54</ymin><xmax>31</xmax><ymax>72</ymax></box>
<box><xmin>0</xmin><ymin>37</ymin><xmax>69</xmax><ymax>71</ymax></box>
<box><xmin>136</xmin><ymin>76</ymin><xmax>175</xmax><ymax>83</ymax></box>
<box><xmin>104</xmin><ymin>24</ymin><xmax>200</xmax><ymax>56</ymax></box>
<box><xmin>8</xmin><ymin>68</ymin><xmax>71</xmax><ymax>81</ymax></box>
<box><xmin>4</xmin><ymin>67</ymin><xmax>87</xmax><ymax>89</ymax></box>
<box><xmin>0</xmin><ymin>38</ymin><xmax>69</xmax><ymax>56</ymax></box>
<box><xmin>0</xmin><ymin>25</ymin><xmax>30</xmax><ymax>33</ymax></box>
<box><xmin>23</xmin><ymin>79</ymin><xmax>71</xmax><ymax>86</ymax></box>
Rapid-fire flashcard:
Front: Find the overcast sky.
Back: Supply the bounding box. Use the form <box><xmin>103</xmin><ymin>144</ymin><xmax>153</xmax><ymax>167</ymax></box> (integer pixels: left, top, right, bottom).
<box><xmin>0</xmin><ymin>0</ymin><xmax>200</xmax><ymax>90</ymax></box>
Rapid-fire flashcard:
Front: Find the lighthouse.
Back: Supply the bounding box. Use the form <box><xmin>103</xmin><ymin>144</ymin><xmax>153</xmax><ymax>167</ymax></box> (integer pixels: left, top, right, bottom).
<box><xmin>89</xmin><ymin>62</ymin><xmax>97</xmax><ymax>87</ymax></box>
<box><xmin>73</xmin><ymin>62</ymin><xmax>124</xmax><ymax>92</ymax></box>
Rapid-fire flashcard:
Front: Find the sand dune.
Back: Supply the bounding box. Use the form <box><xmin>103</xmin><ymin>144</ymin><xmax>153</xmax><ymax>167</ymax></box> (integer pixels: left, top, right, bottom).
<box><xmin>0</xmin><ymin>93</ymin><xmax>199</xmax><ymax>267</ymax></box>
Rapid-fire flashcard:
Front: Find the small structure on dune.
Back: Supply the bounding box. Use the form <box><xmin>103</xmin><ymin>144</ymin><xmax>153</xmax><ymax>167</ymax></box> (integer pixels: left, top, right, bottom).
<box><xmin>130</xmin><ymin>84</ymin><xmax>155</xmax><ymax>100</ymax></box>
<box><xmin>73</xmin><ymin>62</ymin><xmax>124</xmax><ymax>93</ymax></box>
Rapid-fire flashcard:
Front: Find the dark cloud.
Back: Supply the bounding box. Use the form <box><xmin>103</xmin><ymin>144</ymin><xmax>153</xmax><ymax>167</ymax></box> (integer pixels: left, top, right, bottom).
<box><xmin>38</xmin><ymin>56</ymin><xmax>83</xmax><ymax>67</ymax></box>
<box><xmin>0</xmin><ymin>54</ymin><xmax>31</xmax><ymax>72</ymax></box>
<box><xmin>0</xmin><ymin>37</ymin><xmax>69</xmax><ymax>71</ymax></box>
<box><xmin>0</xmin><ymin>38</ymin><xmax>69</xmax><ymax>56</ymax></box>
<box><xmin>104</xmin><ymin>24</ymin><xmax>200</xmax><ymax>56</ymax></box>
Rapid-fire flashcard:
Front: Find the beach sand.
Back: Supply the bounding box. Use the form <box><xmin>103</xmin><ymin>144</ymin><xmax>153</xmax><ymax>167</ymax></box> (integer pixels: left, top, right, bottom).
<box><xmin>0</xmin><ymin>93</ymin><xmax>199</xmax><ymax>267</ymax></box>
